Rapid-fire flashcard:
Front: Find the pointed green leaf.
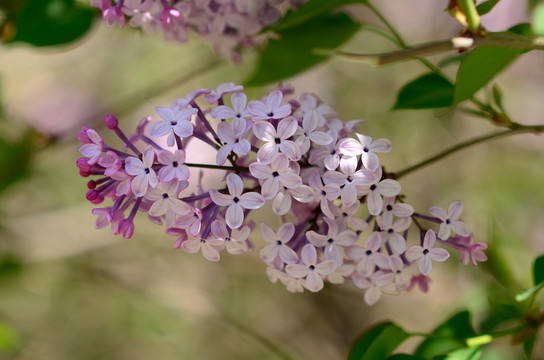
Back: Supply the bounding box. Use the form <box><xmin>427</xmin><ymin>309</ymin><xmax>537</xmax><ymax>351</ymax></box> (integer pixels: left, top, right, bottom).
<box><xmin>453</xmin><ymin>47</ymin><xmax>523</xmax><ymax>104</ymax></box>
<box><xmin>348</xmin><ymin>322</ymin><xmax>411</xmax><ymax>360</ymax></box>
<box><xmin>491</xmin><ymin>84</ymin><xmax>504</xmax><ymax>111</ymax></box>
<box><xmin>533</xmin><ymin>255</ymin><xmax>544</xmax><ymax>286</ymax></box>
<box><xmin>415</xmin><ymin>311</ymin><xmax>476</xmax><ymax>358</ymax></box>
<box><xmin>515</xmin><ymin>282</ymin><xmax>544</xmax><ymax>302</ymax></box>
<box><xmin>270</xmin><ymin>0</ymin><xmax>367</xmax><ymax>31</ymax></box>
<box><xmin>9</xmin><ymin>0</ymin><xmax>95</xmax><ymax>47</ymax></box>
<box><xmin>245</xmin><ymin>12</ymin><xmax>360</xmax><ymax>86</ymax></box>
<box><xmin>523</xmin><ymin>333</ymin><xmax>536</xmax><ymax>359</ymax></box>
<box><xmin>476</xmin><ymin>0</ymin><xmax>500</xmax><ymax>15</ymax></box>
<box><xmin>393</xmin><ymin>72</ymin><xmax>454</xmax><ymax>109</ymax></box>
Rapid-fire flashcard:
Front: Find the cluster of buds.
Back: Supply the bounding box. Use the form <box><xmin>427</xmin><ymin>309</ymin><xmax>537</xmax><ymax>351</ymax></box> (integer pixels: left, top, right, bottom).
<box><xmin>91</xmin><ymin>0</ymin><xmax>307</xmax><ymax>62</ymax></box>
<box><xmin>77</xmin><ymin>82</ymin><xmax>487</xmax><ymax>305</ymax></box>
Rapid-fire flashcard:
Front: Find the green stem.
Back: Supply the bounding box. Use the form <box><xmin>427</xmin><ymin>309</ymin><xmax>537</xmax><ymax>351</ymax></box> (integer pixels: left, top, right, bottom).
<box><xmin>392</xmin><ymin>124</ymin><xmax>544</xmax><ymax>179</ymax></box>
<box><xmin>458</xmin><ymin>0</ymin><xmax>482</xmax><ymax>35</ymax></box>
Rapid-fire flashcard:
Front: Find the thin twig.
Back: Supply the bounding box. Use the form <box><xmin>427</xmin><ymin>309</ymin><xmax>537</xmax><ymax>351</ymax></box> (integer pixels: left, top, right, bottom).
<box><xmin>392</xmin><ymin>124</ymin><xmax>544</xmax><ymax>179</ymax></box>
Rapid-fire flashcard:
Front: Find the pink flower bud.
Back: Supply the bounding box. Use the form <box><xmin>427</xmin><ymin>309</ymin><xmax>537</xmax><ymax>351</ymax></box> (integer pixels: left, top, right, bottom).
<box><xmin>87</xmin><ymin>180</ymin><xmax>97</xmax><ymax>189</ymax></box>
<box><xmin>119</xmin><ymin>219</ymin><xmax>135</xmax><ymax>239</ymax></box>
<box><xmin>77</xmin><ymin>126</ymin><xmax>91</xmax><ymax>143</ymax></box>
<box><xmin>105</xmin><ymin>114</ymin><xmax>119</xmax><ymax>129</ymax></box>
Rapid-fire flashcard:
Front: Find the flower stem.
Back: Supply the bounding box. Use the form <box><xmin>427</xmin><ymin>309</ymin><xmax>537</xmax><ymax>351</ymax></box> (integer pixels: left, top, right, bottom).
<box><xmin>458</xmin><ymin>0</ymin><xmax>482</xmax><ymax>35</ymax></box>
<box><xmin>392</xmin><ymin>124</ymin><xmax>544</xmax><ymax>179</ymax></box>
<box><xmin>184</xmin><ymin>162</ymin><xmax>249</xmax><ymax>172</ymax></box>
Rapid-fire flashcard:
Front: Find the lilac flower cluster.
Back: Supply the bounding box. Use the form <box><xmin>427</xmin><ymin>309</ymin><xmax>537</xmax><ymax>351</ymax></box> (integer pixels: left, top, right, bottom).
<box><xmin>77</xmin><ymin>83</ymin><xmax>487</xmax><ymax>305</ymax></box>
<box><xmin>91</xmin><ymin>0</ymin><xmax>307</xmax><ymax>61</ymax></box>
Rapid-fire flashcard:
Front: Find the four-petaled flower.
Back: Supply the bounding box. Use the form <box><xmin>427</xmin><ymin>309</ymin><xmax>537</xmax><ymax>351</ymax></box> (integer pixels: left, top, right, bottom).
<box><xmin>429</xmin><ymin>201</ymin><xmax>471</xmax><ymax>240</ymax></box>
<box><xmin>252</xmin><ymin>116</ymin><xmax>301</xmax><ymax>163</ymax></box>
<box><xmin>406</xmin><ymin>230</ymin><xmax>450</xmax><ymax>275</ymax></box>
<box><xmin>306</xmin><ymin>217</ymin><xmax>357</xmax><ymax>266</ymax></box>
<box><xmin>247</xmin><ymin>89</ymin><xmax>291</xmax><ymax>121</ymax></box>
<box><xmin>209</xmin><ymin>173</ymin><xmax>265</xmax><ymax>229</ymax></box>
<box><xmin>157</xmin><ymin>149</ymin><xmax>190</xmax><ymax>181</ymax></box>
<box><xmin>150</xmin><ymin>106</ymin><xmax>198</xmax><ymax>146</ymax></box>
<box><xmin>249</xmin><ymin>154</ymin><xmax>302</xmax><ymax>200</ymax></box>
<box><xmin>125</xmin><ymin>146</ymin><xmax>159</xmax><ymax>197</ymax></box>
<box><xmin>259</xmin><ymin>222</ymin><xmax>298</xmax><ymax>265</ymax></box>
<box><xmin>338</xmin><ymin>133</ymin><xmax>392</xmax><ymax>171</ymax></box>
<box><xmin>215</xmin><ymin>117</ymin><xmax>251</xmax><ymax>165</ymax></box>
<box><xmin>285</xmin><ymin>244</ymin><xmax>337</xmax><ymax>292</ymax></box>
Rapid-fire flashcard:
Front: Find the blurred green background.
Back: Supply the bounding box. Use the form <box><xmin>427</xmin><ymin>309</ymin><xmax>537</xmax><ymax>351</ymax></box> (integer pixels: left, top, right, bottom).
<box><xmin>0</xmin><ymin>0</ymin><xmax>543</xmax><ymax>359</ymax></box>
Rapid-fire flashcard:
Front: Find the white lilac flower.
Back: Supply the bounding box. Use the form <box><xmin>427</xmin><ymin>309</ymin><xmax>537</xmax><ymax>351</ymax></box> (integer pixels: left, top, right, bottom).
<box><xmin>308</xmin><ymin>139</ymin><xmax>342</xmax><ymax>171</ymax></box>
<box><xmin>210</xmin><ymin>220</ymin><xmax>249</xmax><ymax>255</ymax></box>
<box><xmin>326</xmin><ymin>264</ymin><xmax>355</xmax><ymax>285</ymax></box>
<box><xmin>125</xmin><ymin>146</ymin><xmax>159</xmax><ymax>197</ymax></box>
<box><xmin>150</xmin><ymin>106</ymin><xmax>198</xmax><ymax>146</ymax></box>
<box><xmin>285</xmin><ymin>244</ymin><xmax>337</xmax><ymax>292</ymax></box>
<box><xmin>352</xmin><ymin>270</ymin><xmax>396</xmax><ymax>306</ymax></box>
<box><xmin>298</xmin><ymin>93</ymin><xmax>337</xmax><ymax>127</ymax></box>
<box><xmin>388</xmin><ymin>255</ymin><xmax>411</xmax><ymax>291</ymax></box>
<box><xmin>338</xmin><ymin>133</ymin><xmax>392</xmax><ymax>171</ymax></box>
<box><xmin>323</xmin><ymin>156</ymin><xmax>377</xmax><ymax>206</ymax></box>
<box><xmin>174</xmin><ymin>207</ymin><xmax>203</xmax><ymax>236</ymax></box>
<box><xmin>252</xmin><ymin>116</ymin><xmax>301</xmax><ymax>163</ymax></box>
<box><xmin>79</xmin><ymin>128</ymin><xmax>104</xmax><ymax>165</ymax></box>
<box><xmin>215</xmin><ymin>117</ymin><xmax>251</xmax><ymax>165</ymax></box>
<box><xmin>429</xmin><ymin>201</ymin><xmax>470</xmax><ymax>240</ymax></box>
<box><xmin>249</xmin><ymin>153</ymin><xmax>302</xmax><ymax>200</ymax></box>
<box><xmin>377</xmin><ymin>216</ymin><xmax>411</xmax><ymax>255</ymax></box>
<box><xmin>98</xmin><ymin>150</ymin><xmax>121</xmax><ymax>176</ymax></box>
<box><xmin>144</xmin><ymin>180</ymin><xmax>192</xmax><ymax>227</ymax></box>
<box><xmin>180</xmin><ymin>236</ymin><xmax>224</xmax><ymax>262</ymax></box>
<box><xmin>209</xmin><ymin>173</ymin><xmax>265</xmax><ymax>229</ymax></box>
<box><xmin>345</xmin><ymin>232</ymin><xmax>390</xmax><ymax>276</ymax></box>
<box><xmin>122</xmin><ymin>0</ymin><xmax>157</xmax><ymax>33</ymax></box>
<box><xmin>379</xmin><ymin>196</ymin><xmax>414</xmax><ymax>228</ymax></box>
<box><xmin>247</xmin><ymin>89</ymin><xmax>291</xmax><ymax>121</ymax></box>
<box><xmin>259</xmin><ymin>222</ymin><xmax>298</xmax><ymax>265</ymax></box>
<box><xmin>331</xmin><ymin>202</ymin><xmax>369</xmax><ymax>232</ymax></box>
<box><xmin>357</xmin><ymin>168</ymin><xmax>401</xmax><ymax>216</ymax></box>
<box><xmin>406</xmin><ymin>230</ymin><xmax>450</xmax><ymax>275</ymax></box>
<box><xmin>157</xmin><ymin>149</ymin><xmax>190</xmax><ymax>181</ymax></box>
<box><xmin>210</xmin><ymin>92</ymin><xmax>250</xmax><ymax>120</ymax></box>
<box><xmin>272</xmin><ymin>185</ymin><xmax>314</xmax><ymax>216</ymax></box>
<box><xmin>306</xmin><ymin>217</ymin><xmax>357</xmax><ymax>266</ymax></box>
<box><xmin>307</xmin><ymin>170</ymin><xmax>341</xmax><ymax>219</ymax></box>
<box><xmin>205</xmin><ymin>82</ymin><xmax>244</xmax><ymax>104</ymax></box>
<box><xmin>294</xmin><ymin>107</ymin><xmax>333</xmax><ymax>153</ymax></box>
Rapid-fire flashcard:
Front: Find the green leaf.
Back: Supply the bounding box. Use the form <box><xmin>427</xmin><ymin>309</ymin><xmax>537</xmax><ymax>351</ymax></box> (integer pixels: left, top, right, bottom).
<box><xmin>491</xmin><ymin>84</ymin><xmax>504</xmax><ymax>111</ymax></box>
<box><xmin>271</xmin><ymin>0</ymin><xmax>367</xmax><ymax>31</ymax></box>
<box><xmin>515</xmin><ymin>282</ymin><xmax>544</xmax><ymax>302</ymax></box>
<box><xmin>348</xmin><ymin>322</ymin><xmax>411</xmax><ymax>360</ymax></box>
<box><xmin>532</xmin><ymin>4</ymin><xmax>544</xmax><ymax>35</ymax></box>
<box><xmin>533</xmin><ymin>255</ymin><xmax>544</xmax><ymax>286</ymax></box>
<box><xmin>453</xmin><ymin>46</ymin><xmax>523</xmax><ymax>104</ymax></box>
<box><xmin>393</xmin><ymin>72</ymin><xmax>454</xmax><ymax>109</ymax></box>
<box><xmin>438</xmin><ymin>53</ymin><xmax>467</xmax><ymax>68</ymax></box>
<box><xmin>436</xmin><ymin>347</ymin><xmax>482</xmax><ymax>360</ymax></box>
<box><xmin>523</xmin><ymin>333</ymin><xmax>536</xmax><ymax>359</ymax></box>
<box><xmin>0</xmin><ymin>320</ymin><xmax>20</xmax><ymax>352</ymax></box>
<box><xmin>387</xmin><ymin>355</ymin><xmax>427</xmax><ymax>360</ymax></box>
<box><xmin>415</xmin><ymin>311</ymin><xmax>476</xmax><ymax>358</ymax></box>
<box><xmin>476</xmin><ymin>0</ymin><xmax>500</xmax><ymax>15</ymax></box>
<box><xmin>9</xmin><ymin>0</ymin><xmax>95</xmax><ymax>47</ymax></box>
<box><xmin>245</xmin><ymin>12</ymin><xmax>360</xmax><ymax>86</ymax></box>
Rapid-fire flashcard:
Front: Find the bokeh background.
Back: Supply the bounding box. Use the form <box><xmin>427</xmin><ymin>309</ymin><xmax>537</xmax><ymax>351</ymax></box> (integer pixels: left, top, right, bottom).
<box><xmin>0</xmin><ymin>0</ymin><xmax>543</xmax><ymax>359</ymax></box>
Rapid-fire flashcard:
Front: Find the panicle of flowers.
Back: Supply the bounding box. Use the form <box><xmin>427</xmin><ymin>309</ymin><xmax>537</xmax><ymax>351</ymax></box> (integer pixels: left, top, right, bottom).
<box><xmin>76</xmin><ymin>82</ymin><xmax>487</xmax><ymax>305</ymax></box>
<box><xmin>91</xmin><ymin>0</ymin><xmax>309</xmax><ymax>62</ymax></box>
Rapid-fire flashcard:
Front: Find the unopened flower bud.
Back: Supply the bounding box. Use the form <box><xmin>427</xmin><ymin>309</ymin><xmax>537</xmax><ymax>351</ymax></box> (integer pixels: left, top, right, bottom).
<box><xmin>105</xmin><ymin>114</ymin><xmax>119</xmax><ymax>129</ymax></box>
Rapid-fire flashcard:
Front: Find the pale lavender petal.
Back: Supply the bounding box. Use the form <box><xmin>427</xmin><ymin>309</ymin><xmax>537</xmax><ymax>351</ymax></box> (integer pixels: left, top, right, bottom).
<box><xmin>173</xmin><ymin>120</ymin><xmax>194</xmax><ymax>138</ymax></box>
<box><xmin>323</xmin><ymin>184</ymin><xmax>341</xmax><ymax>201</ymax></box>
<box><xmin>130</xmin><ymin>174</ymin><xmax>148</xmax><ymax>197</ymax></box>
<box><xmin>211</xmin><ymin>220</ymin><xmax>229</xmax><ymax>238</ymax></box>
<box><xmin>231</xmin><ymin>92</ymin><xmax>247</xmax><ymax>114</ymax></box>
<box><xmin>202</xmin><ymin>244</ymin><xmax>220</xmax><ymax>262</ymax></box>
<box><xmin>181</xmin><ymin>239</ymin><xmax>201</xmax><ymax>254</ymax></box>
<box><xmin>261</xmin><ymin>177</ymin><xmax>279</xmax><ymax>200</ymax></box>
<box><xmin>252</xmin><ymin>121</ymin><xmax>276</xmax><ymax>141</ymax></box>
<box><xmin>361</xmin><ymin>152</ymin><xmax>380</xmax><ymax>171</ymax></box>
<box><xmin>226</xmin><ymin>173</ymin><xmax>244</xmax><ymax>196</ymax></box>
<box><xmin>149</xmin><ymin>198</ymin><xmax>168</xmax><ymax>216</ymax></box>
<box><xmin>277</xmin><ymin>222</ymin><xmax>295</xmax><ymax>241</ymax></box>
<box><xmin>247</xmin><ymin>100</ymin><xmax>268</xmax><ymax>120</ymax></box>
<box><xmin>366</xmin><ymin>232</ymin><xmax>382</xmax><ymax>251</ymax></box>
<box><xmin>324</xmin><ymin>244</ymin><xmax>343</xmax><ymax>265</ymax></box>
<box><xmin>341</xmin><ymin>183</ymin><xmax>358</xmax><ymax>206</ymax></box>
<box><xmin>324</xmin><ymin>154</ymin><xmax>340</xmax><ymax>171</ymax></box>
<box><xmin>373</xmin><ymin>253</ymin><xmax>390</xmax><ymax>269</ymax></box>
<box><xmin>278</xmin><ymin>140</ymin><xmax>301</xmax><ymax>161</ymax></box>
<box><xmin>375</xmin><ymin>273</ymin><xmax>395</xmax><ymax>287</ymax></box>
<box><xmin>419</xmin><ymin>256</ymin><xmax>433</xmax><ymax>275</ymax></box>
<box><xmin>306</xmin><ymin>231</ymin><xmax>328</xmax><ymax>247</ymax></box>
<box><xmin>239</xmin><ymin>192</ymin><xmax>265</xmax><ymax>209</ymax></box>
<box><xmin>448</xmin><ymin>200</ymin><xmax>463</xmax><ymax>219</ymax></box>
<box><xmin>352</xmin><ymin>272</ymin><xmax>371</xmax><ymax>289</ymax></box>
<box><xmin>335</xmin><ymin>230</ymin><xmax>358</xmax><ymax>246</ymax></box>
<box><xmin>273</xmin><ymin>191</ymin><xmax>291</xmax><ymax>215</ymax></box>
<box><xmin>369</xmin><ymin>138</ymin><xmax>392</xmax><ymax>153</ymax></box>
<box><xmin>338</xmin><ymin>138</ymin><xmax>363</xmax><ymax>156</ymax></box>
<box><xmin>260</xmin><ymin>243</ymin><xmax>279</xmax><ymax>263</ymax></box>
<box><xmin>279</xmin><ymin>172</ymin><xmax>302</xmax><ymax>188</ymax></box>
<box><xmin>406</xmin><ymin>245</ymin><xmax>423</xmax><ymax>261</ymax></box>
<box><xmin>249</xmin><ymin>162</ymin><xmax>272</xmax><ymax>179</ymax></box>
<box><xmin>209</xmin><ymin>189</ymin><xmax>233</xmax><ymax>206</ymax></box>
<box><xmin>429</xmin><ymin>248</ymin><xmax>450</xmax><ymax>262</ymax></box>
<box><xmin>279</xmin><ymin>246</ymin><xmax>299</xmax><ymax>264</ymax></box>
<box><xmin>367</xmin><ymin>191</ymin><xmax>383</xmax><ymax>216</ymax></box>
<box><xmin>217</xmin><ymin>121</ymin><xmax>236</xmax><ymax>143</ymax></box>
<box><xmin>308</xmin><ymin>131</ymin><xmax>333</xmax><ymax>145</ymax></box>
<box><xmin>388</xmin><ymin>233</ymin><xmax>407</xmax><ymax>255</ymax></box>
<box><xmin>450</xmin><ymin>220</ymin><xmax>470</xmax><ymax>236</ymax></box>
<box><xmin>226</xmin><ymin>203</ymin><xmax>244</xmax><ymax>229</ymax></box>
<box><xmin>286</xmin><ymin>264</ymin><xmax>308</xmax><ymax>278</ymax></box>
<box><xmin>316</xmin><ymin>260</ymin><xmax>338</xmax><ymax>276</ymax></box>
<box><xmin>302</xmin><ymin>111</ymin><xmax>319</xmax><ymax>132</ymax></box>
<box><xmin>393</xmin><ymin>203</ymin><xmax>414</xmax><ymax>217</ymax></box>
<box><xmin>301</xmin><ymin>243</ymin><xmax>317</xmax><ymax>265</ymax></box>
<box><xmin>290</xmin><ymin>185</ymin><xmax>314</xmax><ymax>202</ymax></box>
<box><xmin>211</xmin><ymin>105</ymin><xmax>236</xmax><ymax>120</ymax></box>
<box><xmin>352</xmin><ymin>169</ymin><xmax>377</xmax><ymax>186</ymax></box>
<box><xmin>266</xmin><ymin>90</ymin><xmax>283</xmax><ymax>110</ymax></box>
<box><xmin>216</xmin><ymin>144</ymin><xmax>234</xmax><ymax>165</ymax></box>
<box><xmin>429</xmin><ymin>206</ymin><xmax>447</xmax><ymax>220</ymax></box>
<box><xmin>260</xmin><ymin>223</ymin><xmax>277</xmax><ymax>244</ymax></box>
<box><xmin>305</xmin><ymin>271</ymin><xmax>324</xmax><ymax>292</ymax></box>
<box><xmin>257</xmin><ymin>142</ymin><xmax>278</xmax><ymax>163</ymax></box>
<box><xmin>322</xmin><ymin>171</ymin><xmax>346</xmax><ymax>186</ymax></box>
<box><xmin>377</xmin><ymin>179</ymin><xmax>401</xmax><ymax>197</ymax></box>
<box><xmin>233</xmin><ymin>139</ymin><xmax>251</xmax><ymax>155</ymax></box>
<box><xmin>277</xmin><ymin>117</ymin><xmax>298</xmax><ymax>139</ymax></box>
<box><xmin>423</xmin><ymin>229</ymin><xmax>437</xmax><ymax>249</ymax></box>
